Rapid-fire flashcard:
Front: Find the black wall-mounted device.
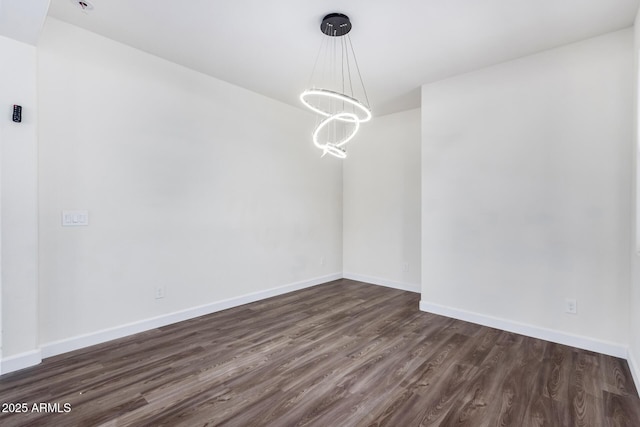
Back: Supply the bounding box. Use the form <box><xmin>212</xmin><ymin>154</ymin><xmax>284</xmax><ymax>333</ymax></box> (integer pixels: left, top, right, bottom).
<box><xmin>12</xmin><ymin>105</ymin><xmax>22</xmax><ymax>123</ymax></box>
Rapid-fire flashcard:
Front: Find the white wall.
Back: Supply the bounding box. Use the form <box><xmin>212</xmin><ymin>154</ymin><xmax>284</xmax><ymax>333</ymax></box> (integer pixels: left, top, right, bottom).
<box><xmin>343</xmin><ymin>109</ymin><xmax>421</xmax><ymax>292</ymax></box>
<box><xmin>421</xmin><ymin>29</ymin><xmax>634</xmax><ymax>356</ymax></box>
<box><xmin>37</xmin><ymin>19</ymin><xmax>342</xmax><ymax>350</ymax></box>
<box><xmin>0</xmin><ymin>35</ymin><xmax>39</xmax><ymax>361</ymax></box>
<box><xmin>629</xmin><ymin>8</ymin><xmax>640</xmax><ymax>387</ymax></box>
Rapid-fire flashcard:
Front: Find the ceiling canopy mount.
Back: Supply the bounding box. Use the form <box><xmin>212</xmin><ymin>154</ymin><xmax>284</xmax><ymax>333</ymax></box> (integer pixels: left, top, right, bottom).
<box><xmin>320</xmin><ymin>13</ymin><xmax>352</xmax><ymax>37</ymax></box>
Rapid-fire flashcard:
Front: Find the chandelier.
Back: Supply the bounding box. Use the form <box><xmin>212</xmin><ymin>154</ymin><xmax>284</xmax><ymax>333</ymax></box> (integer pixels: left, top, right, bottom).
<box><xmin>300</xmin><ymin>13</ymin><xmax>371</xmax><ymax>159</ymax></box>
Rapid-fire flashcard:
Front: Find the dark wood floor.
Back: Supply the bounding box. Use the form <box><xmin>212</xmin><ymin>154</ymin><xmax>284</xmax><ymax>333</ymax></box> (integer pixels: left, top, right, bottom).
<box><xmin>0</xmin><ymin>279</ymin><xmax>639</xmax><ymax>426</ymax></box>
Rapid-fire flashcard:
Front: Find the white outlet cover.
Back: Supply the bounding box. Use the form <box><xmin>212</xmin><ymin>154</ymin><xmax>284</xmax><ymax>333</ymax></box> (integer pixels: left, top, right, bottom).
<box><xmin>155</xmin><ymin>286</ymin><xmax>166</xmax><ymax>299</ymax></box>
<box><xmin>565</xmin><ymin>298</ymin><xmax>577</xmax><ymax>314</ymax></box>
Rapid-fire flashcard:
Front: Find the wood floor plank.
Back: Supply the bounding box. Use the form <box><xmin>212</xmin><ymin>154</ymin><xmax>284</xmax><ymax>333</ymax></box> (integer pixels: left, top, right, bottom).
<box><xmin>603</xmin><ymin>390</ymin><xmax>640</xmax><ymax>427</ymax></box>
<box><xmin>569</xmin><ymin>351</ymin><xmax>607</xmax><ymax>426</ymax></box>
<box><xmin>0</xmin><ymin>279</ymin><xmax>637</xmax><ymax>426</ymax></box>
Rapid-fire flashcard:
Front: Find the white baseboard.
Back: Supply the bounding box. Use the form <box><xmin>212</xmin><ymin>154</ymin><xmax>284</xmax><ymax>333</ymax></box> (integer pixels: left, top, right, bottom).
<box><xmin>1</xmin><ymin>349</ymin><xmax>42</xmax><ymax>375</ymax></box>
<box><xmin>628</xmin><ymin>348</ymin><xmax>640</xmax><ymax>393</ymax></box>
<box><xmin>41</xmin><ymin>273</ymin><xmax>342</xmax><ymax>359</ymax></box>
<box><xmin>419</xmin><ymin>300</ymin><xmax>627</xmax><ymax>358</ymax></box>
<box><xmin>343</xmin><ymin>272</ymin><xmax>420</xmax><ymax>293</ymax></box>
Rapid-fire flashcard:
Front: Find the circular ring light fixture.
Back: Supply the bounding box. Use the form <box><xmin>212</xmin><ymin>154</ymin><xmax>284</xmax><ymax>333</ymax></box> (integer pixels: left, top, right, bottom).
<box><xmin>321</xmin><ymin>144</ymin><xmax>347</xmax><ymax>159</ymax></box>
<box><xmin>300</xmin><ymin>89</ymin><xmax>372</xmax><ymax>123</ymax></box>
<box><xmin>312</xmin><ymin>112</ymin><xmax>360</xmax><ymax>150</ymax></box>
<box><xmin>300</xmin><ymin>12</ymin><xmax>371</xmax><ymax>159</ymax></box>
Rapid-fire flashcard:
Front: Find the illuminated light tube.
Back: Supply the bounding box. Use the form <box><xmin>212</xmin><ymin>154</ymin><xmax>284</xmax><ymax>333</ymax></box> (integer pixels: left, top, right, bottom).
<box><xmin>312</xmin><ymin>112</ymin><xmax>360</xmax><ymax>151</ymax></box>
<box><xmin>321</xmin><ymin>144</ymin><xmax>347</xmax><ymax>159</ymax></box>
<box><xmin>300</xmin><ymin>88</ymin><xmax>372</xmax><ymax>123</ymax></box>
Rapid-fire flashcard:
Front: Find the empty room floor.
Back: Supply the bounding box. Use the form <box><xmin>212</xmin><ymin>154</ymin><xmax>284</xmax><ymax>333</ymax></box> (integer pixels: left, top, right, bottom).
<box><xmin>0</xmin><ymin>279</ymin><xmax>638</xmax><ymax>426</ymax></box>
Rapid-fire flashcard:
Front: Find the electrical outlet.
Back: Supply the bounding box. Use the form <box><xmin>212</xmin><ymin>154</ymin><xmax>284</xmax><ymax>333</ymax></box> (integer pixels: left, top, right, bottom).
<box><xmin>155</xmin><ymin>286</ymin><xmax>166</xmax><ymax>299</ymax></box>
<box><xmin>402</xmin><ymin>262</ymin><xmax>409</xmax><ymax>272</ymax></box>
<box><xmin>565</xmin><ymin>298</ymin><xmax>577</xmax><ymax>314</ymax></box>
<box><xmin>320</xmin><ymin>256</ymin><xmax>325</xmax><ymax>266</ymax></box>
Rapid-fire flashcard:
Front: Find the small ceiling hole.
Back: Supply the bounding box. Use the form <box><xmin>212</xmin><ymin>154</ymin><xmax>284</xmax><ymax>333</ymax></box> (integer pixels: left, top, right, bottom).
<box><xmin>71</xmin><ymin>0</ymin><xmax>94</xmax><ymax>12</ymax></box>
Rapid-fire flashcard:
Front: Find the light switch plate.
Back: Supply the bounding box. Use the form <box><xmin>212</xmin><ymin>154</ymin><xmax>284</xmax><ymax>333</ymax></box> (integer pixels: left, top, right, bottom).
<box><xmin>62</xmin><ymin>210</ymin><xmax>89</xmax><ymax>226</ymax></box>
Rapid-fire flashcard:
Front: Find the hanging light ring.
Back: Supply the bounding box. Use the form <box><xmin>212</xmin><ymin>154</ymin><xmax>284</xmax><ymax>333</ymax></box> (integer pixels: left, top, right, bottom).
<box><xmin>312</xmin><ymin>112</ymin><xmax>360</xmax><ymax>150</ymax></box>
<box><xmin>300</xmin><ymin>89</ymin><xmax>372</xmax><ymax>123</ymax></box>
<box><xmin>322</xmin><ymin>144</ymin><xmax>347</xmax><ymax>159</ymax></box>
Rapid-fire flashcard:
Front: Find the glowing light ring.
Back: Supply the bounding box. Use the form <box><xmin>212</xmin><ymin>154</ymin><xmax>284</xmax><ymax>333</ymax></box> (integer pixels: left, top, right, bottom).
<box><xmin>300</xmin><ymin>89</ymin><xmax>372</xmax><ymax>123</ymax></box>
<box><xmin>322</xmin><ymin>144</ymin><xmax>347</xmax><ymax>159</ymax></box>
<box><xmin>313</xmin><ymin>112</ymin><xmax>360</xmax><ymax>149</ymax></box>
<box><xmin>312</xmin><ymin>112</ymin><xmax>359</xmax><ymax>159</ymax></box>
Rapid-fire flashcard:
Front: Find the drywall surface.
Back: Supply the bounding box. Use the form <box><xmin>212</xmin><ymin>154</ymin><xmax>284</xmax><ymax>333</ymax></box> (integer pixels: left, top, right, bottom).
<box><xmin>0</xmin><ymin>35</ymin><xmax>39</xmax><ymax>357</ymax></box>
<box><xmin>343</xmin><ymin>109</ymin><xmax>421</xmax><ymax>291</ymax></box>
<box><xmin>630</xmin><ymin>7</ymin><xmax>640</xmax><ymax>387</ymax></box>
<box><xmin>38</xmin><ymin>18</ymin><xmax>343</xmax><ymax>345</ymax></box>
<box><xmin>421</xmin><ymin>29</ymin><xmax>633</xmax><ymax>347</ymax></box>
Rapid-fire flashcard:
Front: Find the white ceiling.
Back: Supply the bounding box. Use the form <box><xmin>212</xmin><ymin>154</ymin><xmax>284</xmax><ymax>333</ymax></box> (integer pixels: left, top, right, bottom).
<box><xmin>4</xmin><ymin>0</ymin><xmax>640</xmax><ymax>115</ymax></box>
<box><xmin>0</xmin><ymin>0</ymin><xmax>49</xmax><ymax>45</ymax></box>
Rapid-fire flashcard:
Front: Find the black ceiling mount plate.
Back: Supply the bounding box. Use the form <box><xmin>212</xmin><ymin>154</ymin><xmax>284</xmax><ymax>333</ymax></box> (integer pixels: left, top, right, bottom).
<box><xmin>321</xmin><ymin>13</ymin><xmax>352</xmax><ymax>37</ymax></box>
